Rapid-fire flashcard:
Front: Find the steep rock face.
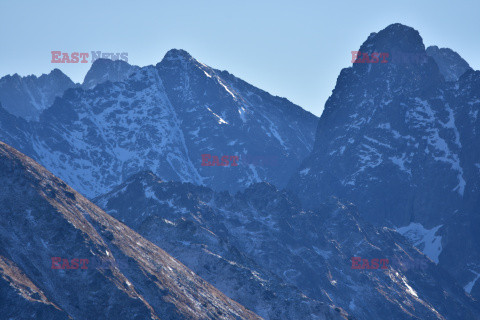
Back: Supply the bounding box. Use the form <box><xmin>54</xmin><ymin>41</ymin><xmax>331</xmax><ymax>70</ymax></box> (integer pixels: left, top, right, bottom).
<box><xmin>0</xmin><ymin>69</ymin><xmax>77</xmax><ymax>120</ymax></box>
<box><xmin>289</xmin><ymin>24</ymin><xmax>476</xmax><ymax>227</ymax></box>
<box><xmin>437</xmin><ymin>69</ymin><xmax>480</xmax><ymax>300</ymax></box>
<box><xmin>0</xmin><ymin>140</ymin><xmax>261</xmax><ymax>320</ymax></box>
<box><xmin>426</xmin><ymin>45</ymin><xmax>472</xmax><ymax>82</ymax></box>
<box><xmin>82</xmin><ymin>59</ymin><xmax>140</xmax><ymax>89</ymax></box>
<box><xmin>36</xmin><ymin>65</ymin><xmax>203</xmax><ymax>196</ymax></box>
<box><xmin>288</xmin><ymin>23</ymin><xmax>480</xmax><ymax>301</ymax></box>
<box><xmin>157</xmin><ymin>49</ymin><xmax>317</xmax><ymax>191</ymax></box>
<box><xmin>0</xmin><ymin>50</ymin><xmax>317</xmax><ymax>198</ymax></box>
<box><xmin>95</xmin><ymin>171</ymin><xmax>480</xmax><ymax>320</ymax></box>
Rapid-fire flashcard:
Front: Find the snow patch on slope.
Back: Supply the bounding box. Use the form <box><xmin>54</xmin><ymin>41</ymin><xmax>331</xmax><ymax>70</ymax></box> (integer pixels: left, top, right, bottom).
<box><xmin>206</xmin><ymin>107</ymin><xmax>229</xmax><ymax>125</ymax></box>
<box><xmin>396</xmin><ymin>223</ymin><xmax>443</xmax><ymax>264</ymax></box>
<box><xmin>464</xmin><ymin>270</ymin><xmax>480</xmax><ymax>294</ymax></box>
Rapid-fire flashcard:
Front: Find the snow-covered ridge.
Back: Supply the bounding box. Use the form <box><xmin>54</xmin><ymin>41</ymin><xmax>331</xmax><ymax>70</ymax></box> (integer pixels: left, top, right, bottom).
<box><xmin>0</xmin><ymin>48</ymin><xmax>318</xmax><ymax>198</ymax></box>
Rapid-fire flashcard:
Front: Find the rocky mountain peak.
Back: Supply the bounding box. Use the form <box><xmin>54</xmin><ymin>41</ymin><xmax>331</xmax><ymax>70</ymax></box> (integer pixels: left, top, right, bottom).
<box><xmin>82</xmin><ymin>58</ymin><xmax>140</xmax><ymax>89</ymax></box>
<box><xmin>0</xmin><ymin>69</ymin><xmax>76</xmax><ymax>120</ymax></box>
<box><xmin>157</xmin><ymin>49</ymin><xmax>206</xmax><ymax>75</ymax></box>
<box><xmin>359</xmin><ymin>23</ymin><xmax>425</xmax><ymax>54</ymax></box>
<box><xmin>47</xmin><ymin>68</ymin><xmax>70</xmax><ymax>79</ymax></box>
<box><xmin>289</xmin><ymin>24</ymin><xmax>480</xmax><ymax>302</ymax></box>
<box><xmin>162</xmin><ymin>48</ymin><xmax>195</xmax><ymax>62</ymax></box>
<box><xmin>426</xmin><ymin>45</ymin><xmax>472</xmax><ymax>81</ymax></box>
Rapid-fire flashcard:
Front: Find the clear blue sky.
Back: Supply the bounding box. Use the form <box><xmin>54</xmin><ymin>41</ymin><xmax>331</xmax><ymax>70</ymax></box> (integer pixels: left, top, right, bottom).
<box><xmin>1</xmin><ymin>0</ymin><xmax>478</xmax><ymax>116</ymax></box>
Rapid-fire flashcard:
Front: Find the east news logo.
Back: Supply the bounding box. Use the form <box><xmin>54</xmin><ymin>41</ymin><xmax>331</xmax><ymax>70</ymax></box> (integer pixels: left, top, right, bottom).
<box><xmin>51</xmin><ymin>51</ymin><xmax>128</xmax><ymax>63</ymax></box>
<box><xmin>51</xmin><ymin>257</ymin><xmax>89</xmax><ymax>269</ymax></box>
<box><xmin>351</xmin><ymin>257</ymin><xmax>389</xmax><ymax>269</ymax></box>
<box><xmin>351</xmin><ymin>51</ymin><xmax>389</xmax><ymax>63</ymax></box>
<box><xmin>200</xmin><ymin>154</ymin><xmax>279</xmax><ymax>167</ymax></box>
<box><xmin>51</xmin><ymin>257</ymin><xmax>126</xmax><ymax>270</ymax></box>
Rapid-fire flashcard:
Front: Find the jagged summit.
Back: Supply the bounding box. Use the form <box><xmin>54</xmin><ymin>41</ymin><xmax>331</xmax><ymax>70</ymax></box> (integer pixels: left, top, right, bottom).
<box><xmin>157</xmin><ymin>49</ymin><xmax>201</xmax><ymax>72</ymax></box>
<box><xmin>0</xmin><ymin>68</ymin><xmax>70</xmax><ymax>82</ymax></box>
<box><xmin>0</xmin><ymin>69</ymin><xmax>76</xmax><ymax>120</ymax></box>
<box><xmin>48</xmin><ymin>68</ymin><xmax>70</xmax><ymax>79</ymax></box>
<box><xmin>82</xmin><ymin>58</ymin><xmax>139</xmax><ymax>89</ymax></box>
<box><xmin>88</xmin><ymin>57</ymin><xmax>132</xmax><ymax>69</ymax></box>
<box><xmin>162</xmin><ymin>48</ymin><xmax>194</xmax><ymax>62</ymax></box>
<box><xmin>348</xmin><ymin>23</ymin><xmax>440</xmax><ymax>82</ymax></box>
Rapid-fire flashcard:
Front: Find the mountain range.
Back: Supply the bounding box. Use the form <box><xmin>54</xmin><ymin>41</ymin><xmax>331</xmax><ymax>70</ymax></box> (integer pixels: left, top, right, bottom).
<box><xmin>0</xmin><ymin>50</ymin><xmax>317</xmax><ymax>198</ymax></box>
<box><xmin>0</xmin><ymin>22</ymin><xmax>479</xmax><ymax>319</ymax></box>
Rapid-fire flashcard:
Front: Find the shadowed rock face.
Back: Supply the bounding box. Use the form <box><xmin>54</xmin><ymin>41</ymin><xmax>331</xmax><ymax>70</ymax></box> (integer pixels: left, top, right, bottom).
<box><xmin>0</xmin><ymin>140</ymin><xmax>261</xmax><ymax>320</ymax></box>
<box><xmin>95</xmin><ymin>170</ymin><xmax>480</xmax><ymax>320</ymax></box>
<box><xmin>288</xmin><ymin>23</ymin><xmax>480</xmax><ymax>227</ymax></box>
<box><xmin>288</xmin><ymin>23</ymin><xmax>480</xmax><ymax>302</ymax></box>
<box><xmin>289</xmin><ymin>23</ymin><xmax>456</xmax><ymax>226</ymax></box>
